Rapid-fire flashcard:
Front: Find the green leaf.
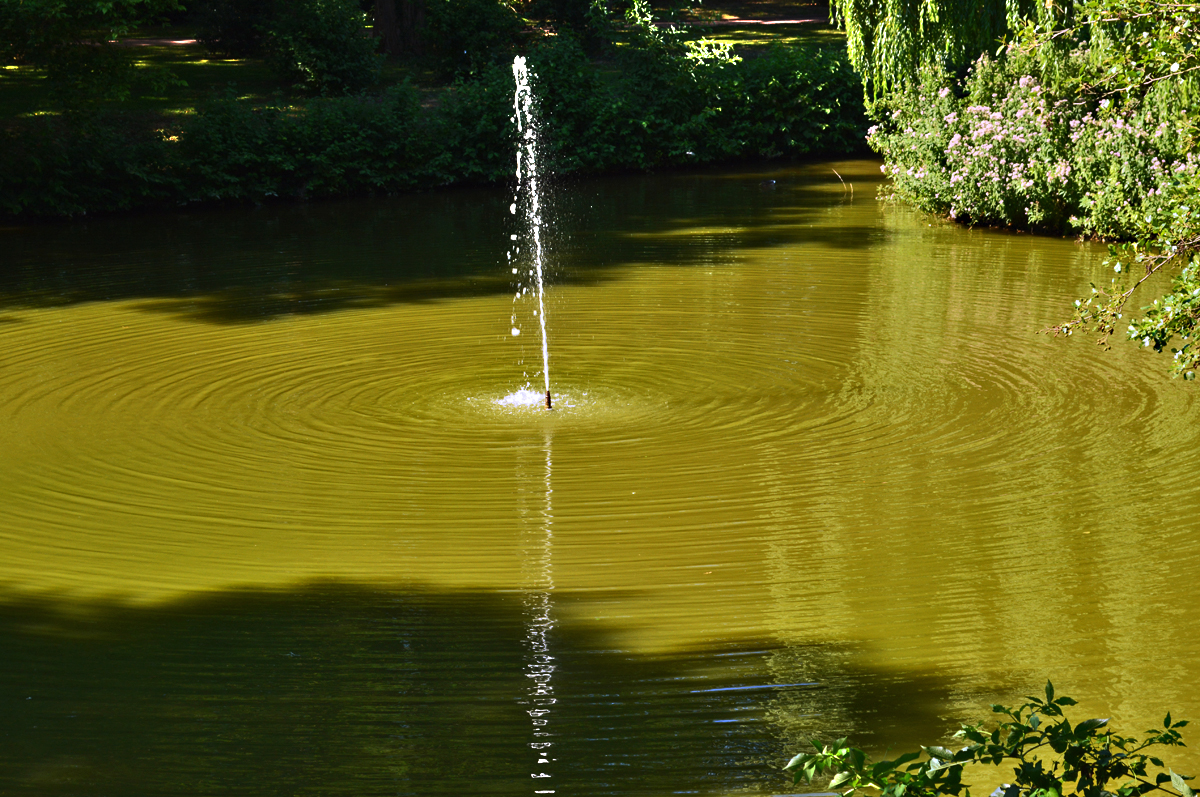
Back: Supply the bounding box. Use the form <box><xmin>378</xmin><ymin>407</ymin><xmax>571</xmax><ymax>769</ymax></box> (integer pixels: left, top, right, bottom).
<box><xmin>929</xmin><ymin>759</ymin><xmax>965</xmax><ymax>774</ymax></box>
<box><xmin>925</xmin><ymin>746</ymin><xmax>956</xmax><ymax>760</ymax></box>
<box><xmin>786</xmin><ymin>753</ymin><xmax>811</xmax><ymax>771</ymax></box>
<box><xmin>1055</xmin><ymin>697</ymin><xmax>1078</xmax><ymax>707</ymax></box>
<box><xmin>831</xmin><ymin>771</ymin><xmax>854</xmax><ymax>788</ymax></box>
<box><xmin>1166</xmin><ymin>713</ymin><xmax>1173</xmax><ymax>729</ymax></box>
<box><xmin>1170</xmin><ymin>770</ymin><xmax>1194</xmax><ymax>797</ymax></box>
<box><xmin>1075</xmin><ymin>718</ymin><xmax>1110</xmax><ymax>735</ymax></box>
<box><xmin>1046</xmin><ymin>681</ymin><xmax>1055</xmax><ymax>704</ymax></box>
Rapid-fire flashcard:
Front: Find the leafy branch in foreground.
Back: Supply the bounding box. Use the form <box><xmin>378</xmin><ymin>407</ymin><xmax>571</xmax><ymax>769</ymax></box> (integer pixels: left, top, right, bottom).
<box><xmin>1045</xmin><ymin>175</ymin><xmax>1200</xmax><ymax>378</ymax></box>
<box><xmin>786</xmin><ymin>681</ymin><xmax>1194</xmax><ymax>797</ymax></box>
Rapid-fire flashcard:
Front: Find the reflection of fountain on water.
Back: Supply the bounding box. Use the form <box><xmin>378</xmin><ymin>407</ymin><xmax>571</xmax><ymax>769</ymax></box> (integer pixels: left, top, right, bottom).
<box><xmin>519</xmin><ymin>431</ymin><xmax>556</xmax><ymax>793</ymax></box>
<box><xmin>506</xmin><ymin>55</ymin><xmax>552</xmax><ymax>411</ymax></box>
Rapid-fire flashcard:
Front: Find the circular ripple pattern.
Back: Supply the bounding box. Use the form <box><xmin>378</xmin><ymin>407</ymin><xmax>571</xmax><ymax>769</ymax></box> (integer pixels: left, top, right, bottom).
<box><xmin>1</xmin><ymin>166</ymin><xmax>1199</xmax><ymax>785</ymax></box>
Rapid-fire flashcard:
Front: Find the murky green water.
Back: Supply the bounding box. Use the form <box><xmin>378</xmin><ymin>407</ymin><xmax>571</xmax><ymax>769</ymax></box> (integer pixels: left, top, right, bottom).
<box><xmin>1</xmin><ymin>160</ymin><xmax>1198</xmax><ymax>796</ymax></box>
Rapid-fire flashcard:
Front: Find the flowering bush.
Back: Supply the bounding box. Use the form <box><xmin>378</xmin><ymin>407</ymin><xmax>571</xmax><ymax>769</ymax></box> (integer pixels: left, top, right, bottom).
<box><xmin>836</xmin><ymin>0</ymin><xmax>1200</xmax><ymax>377</ymax></box>
<box><xmin>865</xmin><ymin>44</ymin><xmax>1200</xmax><ymax>377</ymax></box>
<box><xmin>867</xmin><ymin>51</ymin><xmax>1195</xmax><ymax>239</ymax></box>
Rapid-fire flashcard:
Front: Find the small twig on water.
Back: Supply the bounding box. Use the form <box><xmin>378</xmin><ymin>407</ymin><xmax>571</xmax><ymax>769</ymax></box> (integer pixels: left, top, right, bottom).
<box><xmin>831</xmin><ymin>168</ymin><xmax>852</xmax><ymax>197</ymax></box>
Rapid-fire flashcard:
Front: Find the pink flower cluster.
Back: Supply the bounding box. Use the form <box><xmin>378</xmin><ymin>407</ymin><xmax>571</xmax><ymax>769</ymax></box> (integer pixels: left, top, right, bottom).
<box><xmin>865</xmin><ymin>52</ymin><xmax>1193</xmax><ymax>235</ymax></box>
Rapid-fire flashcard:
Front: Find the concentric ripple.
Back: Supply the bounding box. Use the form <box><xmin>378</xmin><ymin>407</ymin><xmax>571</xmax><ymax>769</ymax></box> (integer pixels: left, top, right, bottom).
<box><xmin>1</xmin><ymin>161</ymin><xmax>1199</xmax><ymax>781</ymax></box>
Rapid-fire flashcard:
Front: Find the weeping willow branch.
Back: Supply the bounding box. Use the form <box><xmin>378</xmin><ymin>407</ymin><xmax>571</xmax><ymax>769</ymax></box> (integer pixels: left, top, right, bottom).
<box><xmin>828</xmin><ymin>0</ymin><xmax>1066</xmax><ymax>96</ymax></box>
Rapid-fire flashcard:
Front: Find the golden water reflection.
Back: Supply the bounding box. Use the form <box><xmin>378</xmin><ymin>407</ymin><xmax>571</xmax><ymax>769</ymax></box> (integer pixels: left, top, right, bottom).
<box><xmin>1</xmin><ymin>160</ymin><xmax>1197</xmax><ymax>794</ymax></box>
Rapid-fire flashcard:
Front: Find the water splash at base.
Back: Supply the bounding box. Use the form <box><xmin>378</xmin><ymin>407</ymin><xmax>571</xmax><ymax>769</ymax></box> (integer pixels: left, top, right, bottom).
<box><xmin>498</xmin><ymin>389</ymin><xmax>549</xmax><ymax>407</ymax></box>
<box><xmin>496</xmin><ymin>389</ymin><xmax>575</xmax><ymax>410</ymax></box>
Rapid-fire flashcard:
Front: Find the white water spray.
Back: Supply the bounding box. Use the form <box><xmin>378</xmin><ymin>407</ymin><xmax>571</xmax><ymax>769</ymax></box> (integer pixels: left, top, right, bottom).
<box><xmin>511</xmin><ymin>55</ymin><xmax>552</xmax><ymax>409</ymax></box>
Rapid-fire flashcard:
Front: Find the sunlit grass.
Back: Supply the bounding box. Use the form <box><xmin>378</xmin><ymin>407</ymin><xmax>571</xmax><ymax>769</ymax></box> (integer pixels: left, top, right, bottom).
<box><xmin>684</xmin><ymin>24</ymin><xmax>844</xmax><ymax>50</ymax></box>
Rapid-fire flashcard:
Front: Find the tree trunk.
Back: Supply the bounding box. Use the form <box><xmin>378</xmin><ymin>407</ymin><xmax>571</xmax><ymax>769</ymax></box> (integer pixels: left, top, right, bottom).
<box><xmin>374</xmin><ymin>0</ymin><xmax>401</xmax><ymax>55</ymax></box>
<box><xmin>397</xmin><ymin>0</ymin><xmax>426</xmax><ymax>55</ymax></box>
<box><xmin>375</xmin><ymin>0</ymin><xmax>425</xmax><ymax>56</ymax></box>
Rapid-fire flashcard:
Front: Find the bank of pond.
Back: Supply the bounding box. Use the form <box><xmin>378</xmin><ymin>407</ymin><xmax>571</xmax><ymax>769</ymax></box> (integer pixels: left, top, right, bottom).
<box><xmin>0</xmin><ymin>36</ymin><xmax>866</xmax><ymax>221</ymax></box>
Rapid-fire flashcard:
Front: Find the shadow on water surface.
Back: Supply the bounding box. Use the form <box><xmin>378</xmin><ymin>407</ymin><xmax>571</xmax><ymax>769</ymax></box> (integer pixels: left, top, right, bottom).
<box><xmin>0</xmin><ymin>163</ymin><xmax>886</xmax><ymax>325</ymax></box>
<box><xmin>0</xmin><ymin>580</ymin><xmax>999</xmax><ymax>797</ymax></box>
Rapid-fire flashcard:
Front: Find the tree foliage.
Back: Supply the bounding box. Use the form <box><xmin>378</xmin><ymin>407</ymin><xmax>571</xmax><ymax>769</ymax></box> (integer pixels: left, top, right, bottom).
<box><xmin>422</xmin><ymin>0</ymin><xmax>525</xmax><ymax>78</ymax></box>
<box><xmin>265</xmin><ymin>0</ymin><xmax>383</xmax><ymax>94</ymax></box>
<box><xmin>193</xmin><ymin>0</ymin><xmax>381</xmax><ymax>94</ymax></box>
<box><xmin>787</xmin><ymin>683</ymin><xmax>1194</xmax><ymax>797</ymax></box>
<box><xmin>0</xmin><ymin>0</ymin><xmax>183</xmax><ymax>102</ymax></box>
<box><xmin>0</xmin><ymin>0</ymin><xmax>180</xmax><ymax>60</ymax></box>
<box><xmin>1010</xmin><ymin>0</ymin><xmax>1200</xmax><ymax>101</ymax></box>
<box><xmin>828</xmin><ymin>0</ymin><xmax>1068</xmax><ymax>97</ymax></box>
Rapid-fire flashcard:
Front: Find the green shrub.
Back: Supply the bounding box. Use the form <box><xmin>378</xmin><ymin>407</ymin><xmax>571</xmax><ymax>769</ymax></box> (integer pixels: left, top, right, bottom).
<box><xmin>0</xmin><ymin>114</ymin><xmax>177</xmax><ymax>218</ymax></box>
<box><xmin>422</xmin><ymin>0</ymin><xmax>525</xmax><ymax>78</ymax></box>
<box><xmin>266</xmin><ymin>0</ymin><xmax>382</xmax><ymax>95</ymax></box>
<box><xmin>510</xmin><ymin>24</ymin><xmax>865</xmax><ymax>174</ymax></box>
<box><xmin>432</xmin><ymin>65</ymin><xmax>519</xmax><ymax>182</ymax></box>
<box><xmin>295</xmin><ymin>87</ymin><xmax>435</xmax><ymax>194</ymax></box>
<box><xmin>176</xmin><ymin>85</ymin><xmax>431</xmax><ymax>201</ymax></box>
<box><xmin>194</xmin><ymin>0</ymin><xmax>381</xmax><ymax>94</ymax></box>
<box><xmin>786</xmin><ymin>683</ymin><xmax>1194</xmax><ymax>797</ymax></box>
<box><xmin>194</xmin><ymin>0</ymin><xmax>277</xmax><ymax>56</ymax></box>
<box><xmin>713</xmin><ymin>44</ymin><xmax>868</xmax><ymax>160</ymax></box>
<box><xmin>0</xmin><ymin>30</ymin><xmax>867</xmax><ymax>219</ymax></box>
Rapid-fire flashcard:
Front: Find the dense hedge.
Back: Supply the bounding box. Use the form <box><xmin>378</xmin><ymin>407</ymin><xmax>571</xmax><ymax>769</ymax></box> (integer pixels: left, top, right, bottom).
<box><xmin>0</xmin><ymin>35</ymin><xmax>868</xmax><ymax>220</ymax></box>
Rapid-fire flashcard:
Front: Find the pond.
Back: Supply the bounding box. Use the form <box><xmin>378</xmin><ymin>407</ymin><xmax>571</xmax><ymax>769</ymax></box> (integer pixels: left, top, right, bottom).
<box><xmin>1</xmin><ymin>160</ymin><xmax>1198</xmax><ymax>796</ymax></box>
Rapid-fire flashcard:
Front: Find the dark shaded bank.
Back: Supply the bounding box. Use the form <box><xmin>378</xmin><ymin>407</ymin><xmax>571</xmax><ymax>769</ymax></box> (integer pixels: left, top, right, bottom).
<box><xmin>0</xmin><ymin>160</ymin><xmax>886</xmax><ymax>324</ymax></box>
<box><xmin>0</xmin><ymin>579</ymin><xmax>1006</xmax><ymax>797</ymax></box>
<box><xmin>0</xmin><ymin>38</ymin><xmax>867</xmax><ymax>222</ymax></box>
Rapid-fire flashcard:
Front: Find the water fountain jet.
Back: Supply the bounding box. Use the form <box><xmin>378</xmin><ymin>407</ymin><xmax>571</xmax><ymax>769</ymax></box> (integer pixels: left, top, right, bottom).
<box><xmin>511</xmin><ymin>55</ymin><xmax>552</xmax><ymax>411</ymax></box>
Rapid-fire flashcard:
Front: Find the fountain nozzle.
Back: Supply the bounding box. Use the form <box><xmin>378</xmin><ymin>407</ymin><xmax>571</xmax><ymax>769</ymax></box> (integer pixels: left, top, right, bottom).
<box><xmin>545</xmin><ymin>391</ymin><xmax>553</xmax><ymax>410</ymax></box>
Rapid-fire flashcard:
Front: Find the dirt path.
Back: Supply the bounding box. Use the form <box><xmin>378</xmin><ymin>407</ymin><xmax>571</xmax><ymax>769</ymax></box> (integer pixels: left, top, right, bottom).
<box><xmin>113</xmin><ymin>37</ymin><xmax>199</xmax><ymax>47</ymax></box>
<box><xmin>684</xmin><ymin>0</ymin><xmax>831</xmax><ymax>24</ymax></box>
